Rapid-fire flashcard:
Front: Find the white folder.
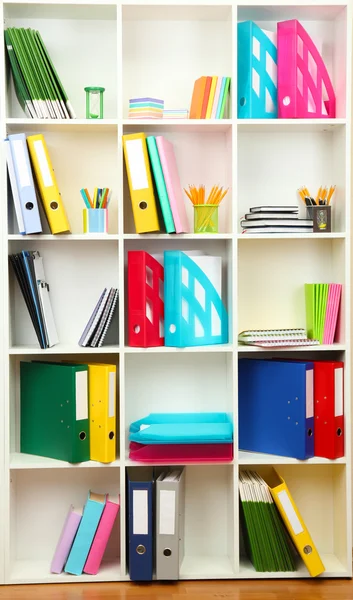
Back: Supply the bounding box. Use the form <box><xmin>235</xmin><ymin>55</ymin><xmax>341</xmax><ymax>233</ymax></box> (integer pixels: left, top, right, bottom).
<box><xmin>5</xmin><ymin>139</ymin><xmax>25</xmax><ymax>234</ymax></box>
<box><xmin>33</xmin><ymin>251</ymin><xmax>59</xmax><ymax>347</ymax></box>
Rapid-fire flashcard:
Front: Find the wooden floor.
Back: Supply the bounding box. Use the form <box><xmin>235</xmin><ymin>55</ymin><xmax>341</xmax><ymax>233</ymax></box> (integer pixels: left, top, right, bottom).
<box><xmin>0</xmin><ymin>580</ymin><xmax>352</xmax><ymax>600</ymax></box>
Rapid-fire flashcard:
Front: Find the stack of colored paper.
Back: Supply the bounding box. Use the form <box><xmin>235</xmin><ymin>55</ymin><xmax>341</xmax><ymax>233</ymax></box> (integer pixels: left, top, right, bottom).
<box><xmin>239</xmin><ymin>470</ymin><xmax>297</xmax><ymax>572</ymax></box>
<box><xmin>128</xmin><ymin>412</ymin><xmax>233</xmax><ymax>462</ymax></box>
<box><xmin>128</xmin><ymin>97</ymin><xmax>164</xmax><ymax>119</ymax></box>
<box><xmin>163</xmin><ymin>109</ymin><xmax>189</xmax><ymax>119</ymax></box>
<box><xmin>189</xmin><ymin>76</ymin><xmax>231</xmax><ymax>119</ymax></box>
<box><xmin>305</xmin><ymin>283</ymin><xmax>342</xmax><ymax>344</ymax></box>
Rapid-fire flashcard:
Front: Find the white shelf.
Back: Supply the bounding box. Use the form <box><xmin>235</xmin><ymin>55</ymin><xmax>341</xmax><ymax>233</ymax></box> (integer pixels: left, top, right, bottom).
<box><xmin>238</xmin><ymin>233</ymin><xmax>346</xmax><ymax>240</ymax></box>
<box><xmin>10</xmin><ymin>560</ymin><xmax>123</xmax><ymax>585</ymax></box>
<box><xmin>180</xmin><ymin>556</ymin><xmax>235</xmax><ymax>580</ymax></box>
<box><xmin>9</xmin><ymin>345</ymin><xmax>120</xmax><ymax>355</ymax></box>
<box><xmin>8</xmin><ymin>234</ymin><xmax>119</xmax><ymax>241</ymax></box>
<box><xmin>122</xmin><ymin>119</ymin><xmax>232</xmax><ymax>132</ymax></box>
<box><xmin>124</xmin><ymin>233</ymin><xmax>233</xmax><ymax>240</ymax></box>
<box><xmin>237</xmin><ymin>344</ymin><xmax>346</xmax><ymax>353</ymax></box>
<box><xmin>237</xmin><ymin>118</ymin><xmax>346</xmax><ymax>132</ymax></box>
<box><xmin>5</xmin><ymin>118</ymin><xmax>118</xmax><ymax>132</ymax></box>
<box><xmin>238</xmin><ymin>451</ymin><xmax>346</xmax><ymax>465</ymax></box>
<box><xmin>10</xmin><ymin>453</ymin><xmax>121</xmax><ymax>470</ymax></box>
<box><xmin>238</xmin><ymin>555</ymin><xmax>349</xmax><ymax>579</ymax></box>
<box><xmin>124</xmin><ymin>344</ymin><xmax>233</xmax><ymax>353</ymax></box>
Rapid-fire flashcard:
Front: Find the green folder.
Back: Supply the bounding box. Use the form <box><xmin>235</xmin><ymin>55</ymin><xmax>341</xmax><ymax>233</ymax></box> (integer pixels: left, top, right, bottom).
<box><xmin>32</xmin><ymin>29</ymin><xmax>65</xmax><ymax>118</ymax></box>
<box><xmin>17</xmin><ymin>27</ymin><xmax>50</xmax><ymax>117</ymax></box>
<box><xmin>22</xmin><ymin>28</ymin><xmax>55</xmax><ymax>118</ymax></box>
<box><xmin>219</xmin><ymin>77</ymin><xmax>231</xmax><ymax>119</ymax></box>
<box><xmin>146</xmin><ymin>136</ymin><xmax>176</xmax><ymax>234</ymax></box>
<box><xmin>4</xmin><ymin>30</ymin><xmax>35</xmax><ymax>118</ymax></box>
<box><xmin>7</xmin><ymin>27</ymin><xmax>43</xmax><ymax>117</ymax></box>
<box><xmin>305</xmin><ymin>283</ymin><xmax>315</xmax><ymax>339</ymax></box>
<box><xmin>21</xmin><ymin>362</ymin><xmax>90</xmax><ymax>463</ymax></box>
<box><xmin>305</xmin><ymin>283</ymin><xmax>329</xmax><ymax>343</ymax></box>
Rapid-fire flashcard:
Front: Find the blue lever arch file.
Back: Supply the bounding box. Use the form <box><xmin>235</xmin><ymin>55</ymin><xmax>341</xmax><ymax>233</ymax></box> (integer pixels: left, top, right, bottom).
<box><xmin>127</xmin><ymin>468</ymin><xmax>154</xmax><ymax>581</ymax></box>
<box><xmin>238</xmin><ymin>359</ymin><xmax>314</xmax><ymax>460</ymax></box>
<box><xmin>238</xmin><ymin>21</ymin><xmax>277</xmax><ymax>119</ymax></box>
<box><xmin>164</xmin><ymin>250</ymin><xmax>228</xmax><ymax>347</ymax></box>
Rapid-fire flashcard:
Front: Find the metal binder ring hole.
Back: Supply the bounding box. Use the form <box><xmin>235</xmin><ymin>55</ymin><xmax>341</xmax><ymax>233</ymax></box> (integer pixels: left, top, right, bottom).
<box><xmin>79</xmin><ymin>431</ymin><xmax>86</xmax><ymax>441</ymax></box>
<box><xmin>337</xmin><ymin>428</ymin><xmax>342</xmax><ymax>436</ymax></box>
<box><xmin>109</xmin><ymin>431</ymin><xmax>115</xmax><ymax>440</ymax></box>
<box><xmin>25</xmin><ymin>202</ymin><xmax>34</xmax><ymax>210</ymax></box>
<box><xmin>308</xmin><ymin>428</ymin><xmax>313</xmax><ymax>437</ymax></box>
<box><xmin>139</xmin><ymin>201</ymin><xmax>148</xmax><ymax>210</ymax></box>
<box><xmin>134</xmin><ymin>325</ymin><xmax>140</xmax><ymax>334</ymax></box>
<box><xmin>169</xmin><ymin>324</ymin><xmax>176</xmax><ymax>334</ymax></box>
<box><xmin>163</xmin><ymin>548</ymin><xmax>172</xmax><ymax>557</ymax></box>
<box><xmin>50</xmin><ymin>201</ymin><xmax>59</xmax><ymax>210</ymax></box>
<box><xmin>304</xmin><ymin>545</ymin><xmax>313</xmax><ymax>555</ymax></box>
<box><xmin>283</xmin><ymin>96</ymin><xmax>290</xmax><ymax>106</ymax></box>
<box><xmin>136</xmin><ymin>544</ymin><xmax>146</xmax><ymax>555</ymax></box>
<box><xmin>240</xmin><ymin>97</ymin><xmax>246</xmax><ymax>106</ymax></box>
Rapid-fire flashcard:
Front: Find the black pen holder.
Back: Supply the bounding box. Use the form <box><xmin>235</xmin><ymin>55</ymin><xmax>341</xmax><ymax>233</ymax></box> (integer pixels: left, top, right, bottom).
<box><xmin>307</xmin><ymin>205</ymin><xmax>331</xmax><ymax>233</ymax></box>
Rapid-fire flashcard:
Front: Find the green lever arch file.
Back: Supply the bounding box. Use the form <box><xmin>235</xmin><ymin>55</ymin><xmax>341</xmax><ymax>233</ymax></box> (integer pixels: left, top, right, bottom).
<box><xmin>20</xmin><ymin>362</ymin><xmax>90</xmax><ymax>463</ymax></box>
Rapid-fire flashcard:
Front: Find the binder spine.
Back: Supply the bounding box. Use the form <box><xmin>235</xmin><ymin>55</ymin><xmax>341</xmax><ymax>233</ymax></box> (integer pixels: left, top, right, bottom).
<box><xmin>305</xmin><ymin>366</ymin><xmax>314</xmax><ymax>458</ymax></box>
<box><xmin>73</xmin><ymin>369</ymin><xmax>90</xmax><ymax>463</ymax></box>
<box><xmin>277</xmin><ymin>19</ymin><xmax>336</xmax><ymax>118</ymax></box>
<box><xmin>238</xmin><ymin>21</ymin><xmax>277</xmax><ymax>119</ymax></box>
<box><xmin>128</xmin><ymin>480</ymin><xmax>153</xmax><ymax>581</ymax></box>
<box><xmin>128</xmin><ymin>251</ymin><xmax>164</xmax><ymax>347</ymax></box>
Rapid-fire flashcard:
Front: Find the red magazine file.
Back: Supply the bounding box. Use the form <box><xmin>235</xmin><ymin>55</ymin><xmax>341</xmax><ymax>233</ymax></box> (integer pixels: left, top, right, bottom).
<box><xmin>128</xmin><ymin>250</ymin><xmax>164</xmax><ymax>347</ymax></box>
<box><xmin>314</xmin><ymin>361</ymin><xmax>344</xmax><ymax>459</ymax></box>
<box><xmin>129</xmin><ymin>442</ymin><xmax>233</xmax><ymax>463</ymax></box>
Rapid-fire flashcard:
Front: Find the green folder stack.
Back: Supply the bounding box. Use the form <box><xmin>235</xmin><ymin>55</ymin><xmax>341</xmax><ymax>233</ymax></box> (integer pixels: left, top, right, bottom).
<box><xmin>305</xmin><ymin>283</ymin><xmax>329</xmax><ymax>344</ymax></box>
<box><xmin>239</xmin><ymin>470</ymin><xmax>297</xmax><ymax>572</ymax></box>
<box><xmin>5</xmin><ymin>27</ymin><xmax>76</xmax><ymax>119</ymax></box>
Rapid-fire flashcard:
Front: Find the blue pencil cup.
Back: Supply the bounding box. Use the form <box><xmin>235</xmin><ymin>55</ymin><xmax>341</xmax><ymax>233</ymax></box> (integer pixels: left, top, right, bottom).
<box><xmin>238</xmin><ymin>21</ymin><xmax>277</xmax><ymax>119</ymax></box>
<box><xmin>83</xmin><ymin>209</ymin><xmax>108</xmax><ymax>233</ymax></box>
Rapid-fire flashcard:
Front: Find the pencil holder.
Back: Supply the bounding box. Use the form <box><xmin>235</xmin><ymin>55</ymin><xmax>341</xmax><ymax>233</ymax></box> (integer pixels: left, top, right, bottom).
<box><xmin>84</xmin><ymin>87</ymin><xmax>105</xmax><ymax>119</ymax></box>
<box><xmin>194</xmin><ymin>205</ymin><xmax>219</xmax><ymax>233</ymax></box>
<box><xmin>307</xmin><ymin>206</ymin><xmax>332</xmax><ymax>233</ymax></box>
<box><xmin>83</xmin><ymin>209</ymin><xmax>108</xmax><ymax>234</ymax></box>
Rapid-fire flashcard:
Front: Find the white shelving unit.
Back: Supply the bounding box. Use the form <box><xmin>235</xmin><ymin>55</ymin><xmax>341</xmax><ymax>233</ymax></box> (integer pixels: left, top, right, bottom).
<box><xmin>0</xmin><ymin>0</ymin><xmax>351</xmax><ymax>585</ymax></box>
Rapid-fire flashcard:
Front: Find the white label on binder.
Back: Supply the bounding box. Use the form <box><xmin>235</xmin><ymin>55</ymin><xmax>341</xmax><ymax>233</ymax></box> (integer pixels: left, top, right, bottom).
<box><xmin>277</xmin><ymin>490</ymin><xmax>303</xmax><ymax>535</ymax></box>
<box><xmin>33</xmin><ymin>140</ymin><xmax>53</xmax><ymax>187</ymax></box>
<box><xmin>306</xmin><ymin>369</ymin><xmax>314</xmax><ymax>418</ymax></box>
<box><xmin>12</xmin><ymin>140</ymin><xmax>30</xmax><ymax>188</ymax></box>
<box><xmin>133</xmin><ymin>490</ymin><xmax>148</xmax><ymax>534</ymax></box>
<box><xmin>335</xmin><ymin>368</ymin><xmax>343</xmax><ymax>416</ymax></box>
<box><xmin>159</xmin><ymin>490</ymin><xmax>176</xmax><ymax>535</ymax></box>
<box><xmin>75</xmin><ymin>371</ymin><xmax>88</xmax><ymax>420</ymax></box>
<box><xmin>126</xmin><ymin>139</ymin><xmax>148</xmax><ymax>190</ymax></box>
<box><xmin>109</xmin><ymin>371</ymin><xmax>115</xmax><ymax>418</ymax></box>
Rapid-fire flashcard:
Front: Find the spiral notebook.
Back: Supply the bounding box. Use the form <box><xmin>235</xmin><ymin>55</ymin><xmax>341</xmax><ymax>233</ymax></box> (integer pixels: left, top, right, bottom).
<box><xmin>238</xmin><ymin>329</ymin><xmax>320</xmax><ymax>347</ymax></box>
<box><xmin>79</xmin><ymin>288</ymin><xmax>118</xmax><ymax>347</ymax></box>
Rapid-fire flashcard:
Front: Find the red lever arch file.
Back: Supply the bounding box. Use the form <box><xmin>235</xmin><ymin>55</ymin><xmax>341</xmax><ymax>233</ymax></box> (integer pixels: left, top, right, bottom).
<box><xmin>314</xmin><ymin>361</ymin><xmax>344</xmax><ymax>459</ymax></box>
<box><xmin>128</xmin><ymin>250</ymin><xmax>164</xmax><ymax>347</ymax></box>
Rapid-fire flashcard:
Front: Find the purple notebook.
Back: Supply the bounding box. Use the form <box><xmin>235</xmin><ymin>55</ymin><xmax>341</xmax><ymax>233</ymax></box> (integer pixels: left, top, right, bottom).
<box><xmin>51</xmin><ymin>506</ymin><xmax>82</xmax><ymax>574</ymax></box>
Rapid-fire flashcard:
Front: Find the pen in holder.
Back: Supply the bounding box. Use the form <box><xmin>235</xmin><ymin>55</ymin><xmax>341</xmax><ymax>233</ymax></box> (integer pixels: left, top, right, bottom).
<box><xmin>83</xmin><ymin>208</ymin><xmax>108</xmax><ymax>233</ymax></box>
<box><xmin>307</xmin><ymin>206</ymin><xmax>331</xmax><ymax>233</ymax></box>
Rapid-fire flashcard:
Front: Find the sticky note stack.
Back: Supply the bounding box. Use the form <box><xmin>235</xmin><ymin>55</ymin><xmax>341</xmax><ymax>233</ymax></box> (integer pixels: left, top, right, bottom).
<box><xmin>163</xmin><ymin>109</ymin><xmax>189</xmax><ymax>119</ymax></box>
<box><xmin>128</xmin><ymin>97</ymin><xmax>164</xmax><ymax>119</ymax></box>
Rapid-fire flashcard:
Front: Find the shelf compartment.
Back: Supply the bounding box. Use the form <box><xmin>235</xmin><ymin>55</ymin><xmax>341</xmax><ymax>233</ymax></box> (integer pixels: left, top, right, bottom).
<box><xmin>9</xmin><ymin>345</ymin><xmax>120</xmax><ymax>355</ymax></box>
<box><xmin>8</xmin><ymin>241</ymin><xmax>119</xmax><ymax>348</ymax></box>
<box><xmin>10</xmin><ymin>453</ymin><xmax>121</xmax><ymax>470</ymax></box>
<box><xmin>122</xmin><ymin>119</ymin><xmax>233</xmax><ymax>132</ymax></box>
<box><xmin>238</xmin><ymin>238</ymin><xmax>346</xmax><ymax>345</ymax></box>
<box><xmin>237</xmin><ymin>126</ymin><xmax>347</xmax><ymax>234</ymax></box>
<box><xmin>123</xmin><ymin>127</ymin><xmax>233</xmax><ymax>234</ymax></box>
<box><xmin>4</xmin><ymin>4</ymin><xmax>117</xmax><ymax>120</ymax></box>
<box><xmin>237</xmin><ymin>119</ymin><xmax>346</xmax><ymax>133</ymax></box>
<box><xmin>5</xmin><ymin>119</ymin><xmax>118</xmax><ymax>132</ymax></box>
<box><xmin>238</xmin><ymin>451</ymin><xmax>346</xmax><ymax>466</ymax></box>
<box><xmin>8</xmin><ymin>468</ymin><xmax>121</xmax><ymax>584</ymax></box>
<box><xmin>7</xmin><ymin>130</ymin><xmax>119</xmax><ymax>236</ymax></box>
<box><xmin>237</xmin><ymin>344</ymin><xmax>346</xmax><ymax>354</ymax></box>
<box><xmin>8</xmin><ymin>235</ymin><xmax>120</xmax><ymax>242</ymax></box>
<box><xmin>122</xmin><ymin>5</ymin><xmax>232</xmax><ymax>119</ymax></box>
<box><xmin>238</xmin><ymin>464</ymin><xmax>349</xmax><ymax>578</ymax></box>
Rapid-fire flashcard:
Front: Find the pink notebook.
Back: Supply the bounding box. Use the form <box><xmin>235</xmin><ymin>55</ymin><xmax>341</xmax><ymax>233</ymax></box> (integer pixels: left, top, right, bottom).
<box><xmin>51</xmin><ymin>505</ymin><xmax>82</xmax><ymax>574</ymax></box>
<box><xmin>156</xmin><ymin>136</ymin><xmax>190</xmax><ymax>233</ymax></box>
<box><xmin>129</xmin><ymin>442</ymin><xmax>233</xmax><ymax>463</ymax></box>
<box><xmin>83</xmin><ymin>495</ymin><xmax>120</xmax><ymax>575</ymax></box>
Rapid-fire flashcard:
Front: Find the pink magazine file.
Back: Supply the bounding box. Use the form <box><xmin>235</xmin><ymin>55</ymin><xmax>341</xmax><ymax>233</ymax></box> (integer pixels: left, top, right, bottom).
<box><xmin>155</xmin><ymin>136</ymin><xmax>190</xmax><ymax>233</ymax></box>
<box><xmin>330</xmin><ymin>284</ymin><xmax>342</xmax><ymax>344</ymax></box>
<box><xmin>51</xmin><ymin>506</ymin><xmax>82</xmax><ymax>574</ymax></box>
<box><xmin>211</xmin><ymin>77</ymin><xmax>223</xmax><ymax>119</ymax></box>
<box><xmin>277</xmin><ymin>19</ymin><xmax>336</xmax><ymax>118</ymax></box>
<box><xmin>129</xmin><ymin>442</ymin><xmax>233</xmax><ymax>463</ymax></box>
<box><xmin>83</xmin><ymin>496</ymin><xmax>120</xmax><ymax>575</ymax></box>
<box><xmin>323</xmin><ymin>284</ymin><xmax>335</xmax><ymax>344</ymax></box>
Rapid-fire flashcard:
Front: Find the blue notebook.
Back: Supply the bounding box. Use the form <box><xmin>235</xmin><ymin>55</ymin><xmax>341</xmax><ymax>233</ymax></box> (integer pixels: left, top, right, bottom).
<box><xmin>129</xmin><ymin>413</ymin><xmax>233</xmax><ymax>444</ymax></box>
<box><xmin>238</xmin><ymin>359</ymin><xmax>314</xmax><ymax>460</ymax></box>
<box><xmin>65</xmin><ymin>491</ymin><xmax>106</xmax><ymax>575</ymax></box>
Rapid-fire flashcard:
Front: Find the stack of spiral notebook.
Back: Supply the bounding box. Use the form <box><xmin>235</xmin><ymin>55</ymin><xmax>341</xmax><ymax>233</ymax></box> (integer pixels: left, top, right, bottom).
<box><xmin>241</xmin><ymin>206</ymin><xmax>313</xmax><ymax>234</ymax></box>
<box><xmin>79</xmin><ymin>288</ymin><xmax>118</xmax><ymax>348</ymax></box>
<box><xmin>238</xmin><ymin>329</ymin><xmax>320</xmax><ymax>347</ymax></box>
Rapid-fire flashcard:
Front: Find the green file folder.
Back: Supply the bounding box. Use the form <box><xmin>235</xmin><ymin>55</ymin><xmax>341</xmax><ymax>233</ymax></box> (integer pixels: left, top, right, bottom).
<box><xmin>21</xmin><ymin>362</ymin><xmax>90</xmax><ymax>463</ymax></box>
<box><xmin>4</xmin><ymin>30</ymin><xmax>35</xmax><ymax>118</ymax></box>
<box><xmin>146</xmin><ymin>136</ymin><xmax>175</xmax><ymax>233</ymax></box>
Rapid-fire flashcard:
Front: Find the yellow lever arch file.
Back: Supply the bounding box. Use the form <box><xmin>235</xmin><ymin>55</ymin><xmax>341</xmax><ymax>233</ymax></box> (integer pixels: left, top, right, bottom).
<box><xmin>87</xmin><ymin>363</ymin><xmax>117</xmax><ymax>463</ymax></box>
<box><xmin>266</xmin><ymin>469</ymin><xmax>325</xmax><ymax>577</ymax></box>
<box><xmin>27</xmin><ymin>134</ymin><xmax>70</xmax><ymax>234</ymax></box>
<box><xmin>122</xmin><ymin>132</ymin><xmax>160</xmax><ymax>233</ymax></box>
